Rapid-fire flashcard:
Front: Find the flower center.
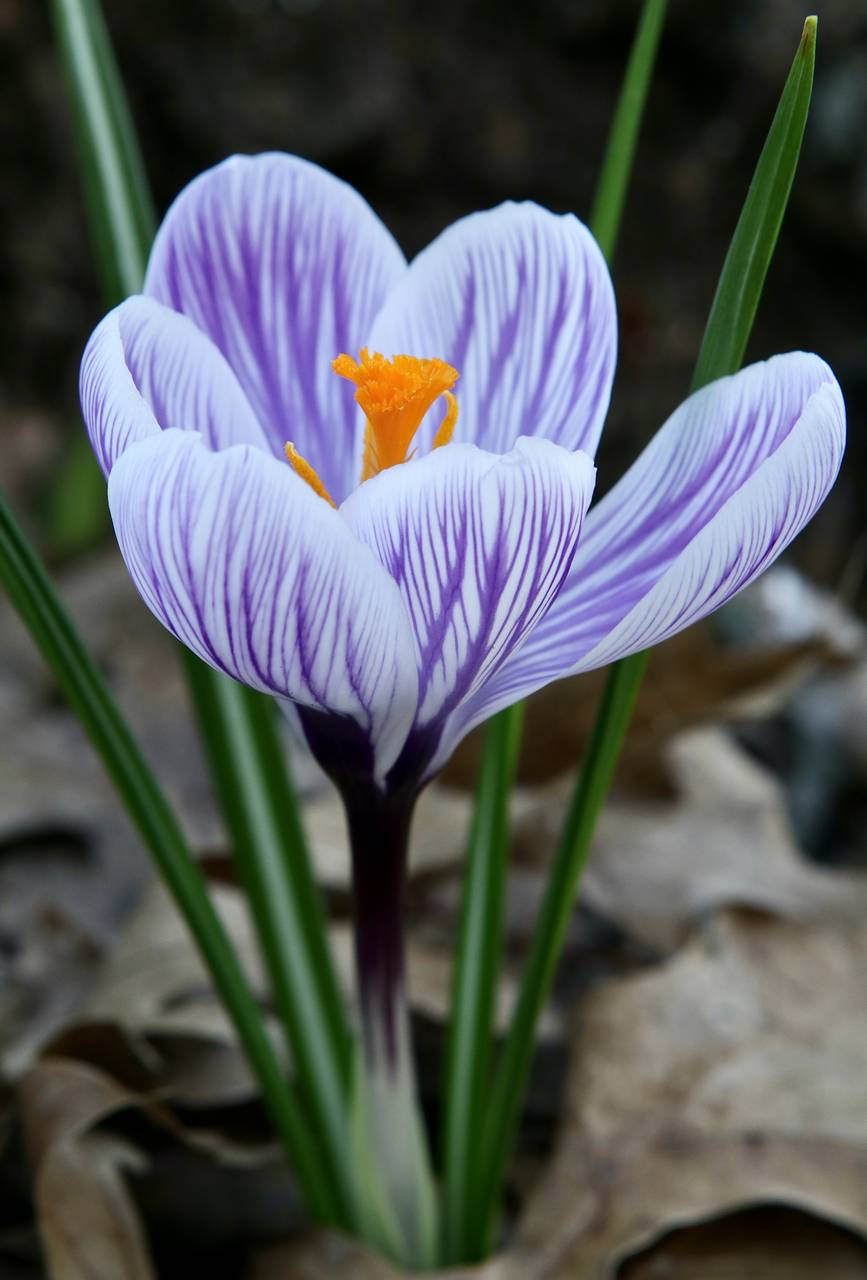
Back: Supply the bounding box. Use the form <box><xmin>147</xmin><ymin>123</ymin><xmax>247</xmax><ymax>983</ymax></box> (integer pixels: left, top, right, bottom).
<box><xmin>334</xmin><ymin>348</ymin><xmax>459</xmax><ymax>481</ymax></box>
<box><xmin>284</xmin><ymin>349</ymin><xmax>459</xmax><ymax>506</ymax></box>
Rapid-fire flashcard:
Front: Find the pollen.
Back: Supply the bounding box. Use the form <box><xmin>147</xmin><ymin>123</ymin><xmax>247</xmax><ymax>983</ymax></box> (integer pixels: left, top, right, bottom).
<box><xmin>333</xmin><ymin>348</ymin><xmax>460</xmax><ymax>481</ymax></box>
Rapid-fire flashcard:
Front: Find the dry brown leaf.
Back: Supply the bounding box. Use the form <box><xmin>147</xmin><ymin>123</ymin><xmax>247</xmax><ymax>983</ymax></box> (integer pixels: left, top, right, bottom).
<box><xmin>18</xmin><ymin>1049</ymin><xmax>283</xmax><ymax>1280</ymax></box>
<box><xmin>247</xmin><ymin>907</ymin><xmax>867</xmax><ymax>1279</ymax></box>
<box><xmin>246</xmin><ymin>1231</ymin><xmax>495</xmax><ymax>1280</ymax></box>
<box><xmin>0</xmin><ymin>710</ymin><xmax>146</xmax><ymax>1079</ymax></box>
<box><xmin>511</xmin><ymin>908</ymin><xmax>867</xmax><ymax>1276</ymax></box>
<box><xmin>90</xmin><ymin>872</ymin><xmax>562</xmax><ymax>1072</ymax></box>
<box><xmin>619</xmin><ymin>1204</ymin><xmax>867</xmax><ymax>1278</ymax></box>
<box><xmin>0</xmin><ymin>555</ymin><xmax>223</xmax><ymax>1080</ymax></box>
<box><xmin>729</xmin><ymin>564</ymin><xmax>865</xmax><ymax>659</ymax></box>
<box><xmin>444</xmin><ymin>565</ymin><xmax>865</xmax><ymax>798</ymax></box>
<box><xmin>85</xmin><ymin>880</ymin><xmax>264</xmax><ymax>1037</ymax></box>
<box><xmin>568</xmin><ymin>911</ymin><xmax>867</xmax><ymax>1148</ymax></box>
<box><xmin>7</xmin><ymin>554</ymin><xmax>862</xmax><ymax>1277</ymax></box>
<box><xmin>514</xmin><ymin>727</ymin><xmax>867</xmax><ymax>949</ymax></box>
<box><xmin>444</xmin><ymin>622</ymin><xmax>846</xmax><ymax>796</ymax></box>
<box><xmin>19</xmin><ymin>1058</ymin><xmax>157</xmax><ymax>1280</ymax></box>
<box><xmin>81</xmin><ymin>880</ymin><xmax>273</xmax><ymax>1108</ymax></box>
<box><xmin>248</xmin><ymin>1200</ymin><xmax>867</xmax><ymax>1280</ymax></box>
<box><xmin>0</xmin><ymin>552</ymin><xmax>221</xmax><ymax>850</ymax></box>
<box><xmin>257</xmin><ymin>909</ymin><xmax>867</xmax><ymax>1278</ymax></box>
<box><xmin>0</xmin><ymin>886</ymin><xmax>106</xmax><ymax>1081</ymax></box>
<box><xmin>247</xmin><ymin>1232</ymin><xmax>404</xmax><ymax>1279</ymax></box>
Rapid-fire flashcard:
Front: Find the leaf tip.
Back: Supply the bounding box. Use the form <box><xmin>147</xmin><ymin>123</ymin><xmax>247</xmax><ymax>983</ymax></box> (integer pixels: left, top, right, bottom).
<box><xmin>801</xmin><ymin>15</ymin><xmax>817</xmax><ymax>46</ymax></box>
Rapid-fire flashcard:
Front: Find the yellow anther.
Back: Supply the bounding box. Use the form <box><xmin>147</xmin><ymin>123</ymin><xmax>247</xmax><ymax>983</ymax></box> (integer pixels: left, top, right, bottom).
<box><xmin>432</xmin><ymin>391</ymin><xmax>459</xmax><ymax>451</ymax></box>
<box><xmin>333</xmin><ymin>348</ymin><xmax>459</xmax><ymax>481</ymax></box>
<box><xmin>284</xmin><ymin>442</ymin><xmax>336</xmax><ymax>508</ymax></box>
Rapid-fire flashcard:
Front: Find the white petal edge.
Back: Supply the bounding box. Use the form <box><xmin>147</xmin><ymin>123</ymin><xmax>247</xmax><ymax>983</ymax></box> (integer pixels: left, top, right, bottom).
<box><xmin>80</xmin><ymin>296</ymin><xmax>270</xmax><ymax>476</ymax></box>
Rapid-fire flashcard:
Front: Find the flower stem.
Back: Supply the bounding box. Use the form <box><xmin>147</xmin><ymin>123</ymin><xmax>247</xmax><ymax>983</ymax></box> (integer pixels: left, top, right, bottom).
<box><xmin>342</xmin><ymin>787</ymin><xmax>439</xmax><ymax>1269</ymax></box>
<box><xmin>347</xmin><ymin>794</ymin><xmax>411</xmax><ymax>1060</ymax></box>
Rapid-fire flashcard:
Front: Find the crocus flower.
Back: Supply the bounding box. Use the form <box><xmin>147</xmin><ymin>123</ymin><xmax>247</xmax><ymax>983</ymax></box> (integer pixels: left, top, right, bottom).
<box><xmin>80</xmin><ymin>151</ymin><xmax>845</xmax><ymax>802</ymax></box>
<box><xmin>79</xmin><ymin>156</ymin><xmax>844</xmax><ymax>1219</ymax></box>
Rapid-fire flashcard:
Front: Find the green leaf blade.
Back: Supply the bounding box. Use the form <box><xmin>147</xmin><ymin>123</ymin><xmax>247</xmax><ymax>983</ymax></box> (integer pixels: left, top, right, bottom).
<box><xmin>471</xmin><ymin>14</ymin><xmax>819</xmax><ymax>1257</ymax></box>
<box><xmin>589</xmin><ymin>0</ymin><xmax>670</xmax><ymax>262</ymax></box>
<box><xmin>692</xmin><ymin>16</ymin><xmax>817</xmax><ymax>390</ymax></box>
<box><xmin>445</xmin><ymin>0</ymin><xmax>670</xmax><ymax>1263</ymax></box>
<box><xmin>440</xmin><ymin>704</ymin><xmax>524</xmax><ymax>1263</ymax></box>
<box><xmin>49</xmin><ymin>0</ymin><xmax>155</xmax><ymax>302</ymax></box>
<box><xmin>47</xmin><ymin>0</ymin><xmax>357</xmax><ymax>1226</ymax></box>
<box><xmin>0</xmin><ymin>489</ymin><xmax>341</xmax><ymax>1224</ymax></box>
<box><xmin>185</xmin><ymin>659</ymin><xmax>355</xmax><ymax>1223</ymax></box>
<box><xmin>471</xmin><ymin>655</ymin><xmax>648</xmax><ymax>1257</ymax></box>
<box><xmin>443</xmin><ymin>0</ymin><xmax>671</xmax><ymax>1249</ymax></box>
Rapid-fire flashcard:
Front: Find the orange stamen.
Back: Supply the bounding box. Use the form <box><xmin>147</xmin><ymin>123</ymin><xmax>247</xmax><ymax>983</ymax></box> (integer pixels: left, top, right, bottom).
<box><xmin>333</xmin><ymin>348</ymin><xmax>459</xmax><ymax>481</ymax></box>
<box><xmin>284</xmin><ymin>442</ymin><xmax>337</xmax><ymax>508</ymax></box>
<box><xmin>432</xmin><ymin>391</ymin><xmax>459</xmax><ymax>451</ymax></box>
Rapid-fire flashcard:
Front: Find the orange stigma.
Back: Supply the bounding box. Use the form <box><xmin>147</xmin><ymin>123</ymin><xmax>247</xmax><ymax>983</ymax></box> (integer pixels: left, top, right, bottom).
<box><xmin>333</xmin><ymin>348</ymin><xmax>459</xmax><ymax>481</ymax></box>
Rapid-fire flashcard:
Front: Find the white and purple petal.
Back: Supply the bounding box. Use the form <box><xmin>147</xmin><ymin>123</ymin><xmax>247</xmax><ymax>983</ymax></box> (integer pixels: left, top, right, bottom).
<box><xmin>456</xmin><ymin>352</ymin><xmax>845</xmax><ymax>736</ymax></box>
<box><xmin>369</xmin><ymin>202</ymin><xmax>617</xmax><ymax>460</ymax></box>
<box><xmin>107</xmin><ymin>430</ymin><xmax>419</xmax><ymax>782</ymax></box>
<box><xmin>80</xmin><ymin>296</ymin><xmax>270</xmax><ymax>476</ymax></box>
<box><xmin>342</xmin><ymin>437</ymin><xmax>596</xmax><ymax>779</ymax></box>
<box><xmin>145</xmin><ymin>153</ymin><xmax>407</xmax><ymax>501</ymax></box>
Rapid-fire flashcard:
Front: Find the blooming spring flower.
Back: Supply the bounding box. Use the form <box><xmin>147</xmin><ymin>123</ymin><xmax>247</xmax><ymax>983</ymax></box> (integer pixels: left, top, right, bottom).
<box><xmin>80</xmin><ymin>153</ymin><xmax>846</xmax><ymax>796</ymax></box>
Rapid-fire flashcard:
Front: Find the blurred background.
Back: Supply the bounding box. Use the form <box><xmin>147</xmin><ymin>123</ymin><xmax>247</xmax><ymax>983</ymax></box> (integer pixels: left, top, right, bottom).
<box><xmin>1</xmin><ymin>0</ymin><xmax>865</xmax><ymax>577</ymax></box>
<box><xmin>1</xmin><ymin>2</ymin><xmax>867</xmax><ymax>1277</ymax></box>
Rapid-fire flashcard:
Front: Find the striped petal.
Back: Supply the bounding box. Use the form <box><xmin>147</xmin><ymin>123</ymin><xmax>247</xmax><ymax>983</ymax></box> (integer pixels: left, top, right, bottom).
<box><xmin>80</xmin><ymin>296</ymin><xmax>269</xmax><ymax>476</ymax></box>
<box><xmin>368</xmin><ymin>202</ymin><xmax>616</xmax><ymax>459</ymax></box>
<box><xmin>145</xmin><ymin>152</ymin><xmax>407</xmax><ymax>502</ymax></box>
<box><xmin>342</xmin><ymin>438</ymin><xmax>595</xmax><ymax>780</ymax></box>
<box><xmin>107</xmin><ymin>430</ymin><xmax>419</xmax><ymax>783</ymax></box>
<box><xmin>456</xmin><ymin>353</ymin><xmax>845</xmax><ymax>736</ymax></box>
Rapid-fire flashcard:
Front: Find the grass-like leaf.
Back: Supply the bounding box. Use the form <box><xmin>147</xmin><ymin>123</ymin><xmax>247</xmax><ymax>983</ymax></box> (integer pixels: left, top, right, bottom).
<box><xmin>49</xmin><ymin>0</ymin><xmax>153</xmax><ymax>300</ymax></box>
<box><xmin>185</xmin><ymin>659</ymin><xmax>354</xmax><ymax>1218</ymax></box>
<box><xmin>440</xmin><ymin>705</ymin><xmax>525</xmax><ymax>1262</ymax></box>
<box><xmin>44</xmin><ymin>0</ymin><xmax>155</xmax><ymax>552</ymax></box>
<box><xmin>470</xmin><ymin>15</ymin><xmax>818</xmax><ymax>1257</ymax></box>
<box><xmin>442</xmin><ymin>0</ymin><xmax>670</xmax><ymax>1261</ymax></box>
<box><xmin>692</xmin><ymin>16</ymin><xmax>817</xmax><ymax>391</ymax></box>
<box><xmin>0</xmin><ymin>488</ymin><xmax>342</xmax><ymax>1223</ymax></box>
<box><xmin>45</xmin><ymin>0</ymin><xmax>356</xmax><ymax>1225</ymax></box>
<box><xmin>590</xmin><ymin>0</ymin><xmax>671</xmax><ymax>264</ymax></box>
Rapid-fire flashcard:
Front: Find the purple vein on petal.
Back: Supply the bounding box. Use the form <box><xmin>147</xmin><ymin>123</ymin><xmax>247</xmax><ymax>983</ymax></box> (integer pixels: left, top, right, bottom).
<box><xmin>108</xmin><ymin>430</ymin><xmax>419</xmax><ymax>781</ymax></box>
<box><xmin>145</xmin><ymin>153</ymin><xmax>407</xmax><ymax>502</ymax></box>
